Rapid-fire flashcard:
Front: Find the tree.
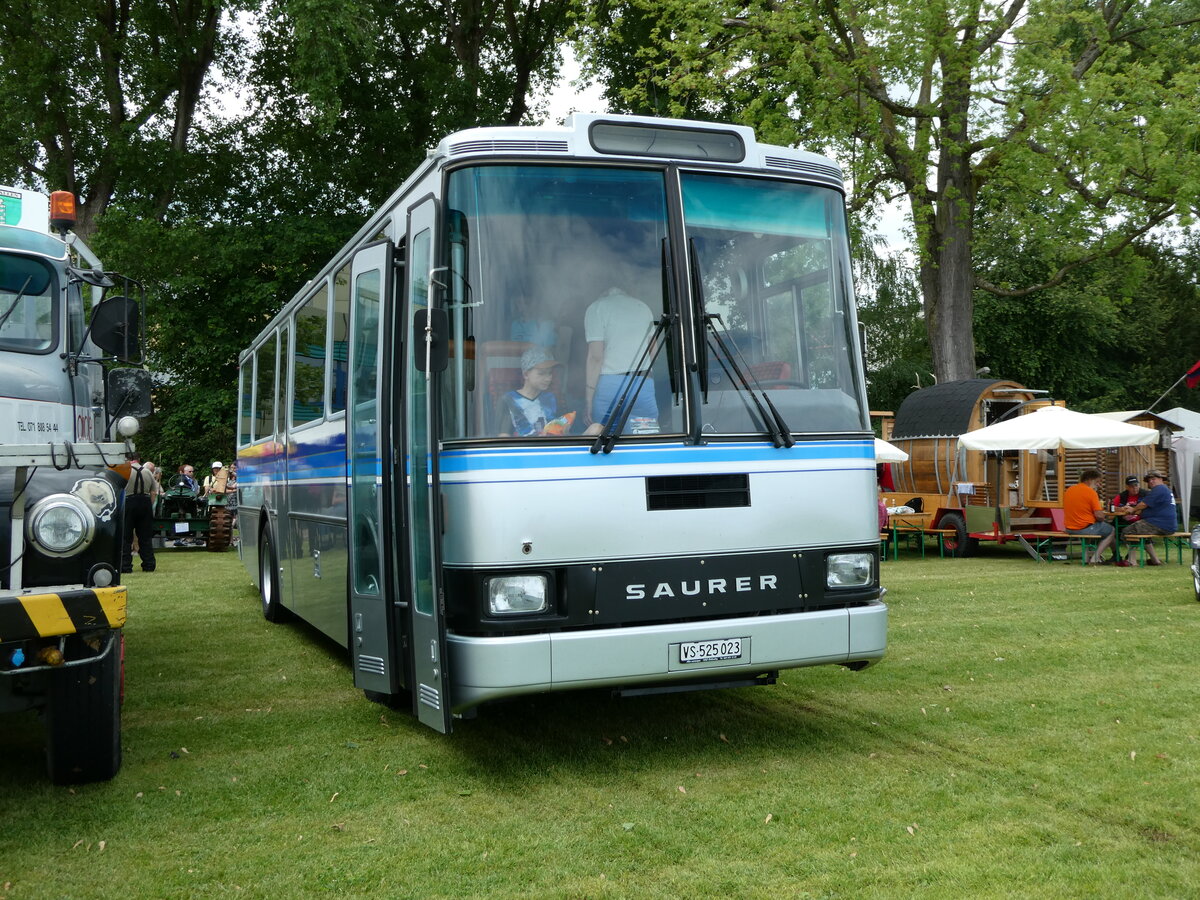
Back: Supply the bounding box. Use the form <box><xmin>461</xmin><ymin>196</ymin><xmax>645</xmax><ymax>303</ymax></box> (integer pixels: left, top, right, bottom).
<box><xmin>0</xmin><ymin>0</ymin><xmax>247</xmax><ymax>238</ymax></box>
<box><xmin>577</xmin><ymin>0</ymin><xmax>1200</xmax><ymax>382</ymax></box>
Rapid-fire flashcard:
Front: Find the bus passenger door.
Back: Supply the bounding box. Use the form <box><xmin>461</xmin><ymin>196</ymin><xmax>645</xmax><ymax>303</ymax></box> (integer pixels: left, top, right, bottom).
<box><xmin>403</xmin><ymin>196</ymin><xmax>452</xmax><ymax>733</ymax></box>
<box><xmin>347</xmin><ymin>241</ymin><xmax>400</xmax><ymax>696</ymax></box>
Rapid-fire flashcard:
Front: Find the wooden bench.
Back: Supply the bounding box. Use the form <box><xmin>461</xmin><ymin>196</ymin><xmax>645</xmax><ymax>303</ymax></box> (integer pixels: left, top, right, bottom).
<box><xmin>1020</xmin><ymin>531</ymin><xmax>1102</xmax><ymax>565</ymax></box>
<box><xmin>1123</xmin><ymin>531</ymin><xmax>1193</xmax><ymax>566</ymax></box>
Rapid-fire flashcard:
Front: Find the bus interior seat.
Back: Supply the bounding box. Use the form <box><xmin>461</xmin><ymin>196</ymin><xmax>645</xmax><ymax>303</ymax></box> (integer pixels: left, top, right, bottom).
<box><xmin>747</xmin><ymin>360</ymin><xmax>792</xmax><ymax>387</ymax></box>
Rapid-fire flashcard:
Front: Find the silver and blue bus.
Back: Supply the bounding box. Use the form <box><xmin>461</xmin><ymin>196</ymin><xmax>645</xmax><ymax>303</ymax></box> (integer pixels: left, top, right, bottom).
<box><xmin>237</xmin><ymin>114</ymin><xmax>886</xmax><ymax>733</ymax></box>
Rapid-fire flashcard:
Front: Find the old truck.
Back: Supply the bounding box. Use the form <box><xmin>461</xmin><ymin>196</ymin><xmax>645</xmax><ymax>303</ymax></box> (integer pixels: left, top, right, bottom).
<box><xmin>0</xmin><ymin>186</ymin><xmax>149</xmax><ymax>782</ymax></box>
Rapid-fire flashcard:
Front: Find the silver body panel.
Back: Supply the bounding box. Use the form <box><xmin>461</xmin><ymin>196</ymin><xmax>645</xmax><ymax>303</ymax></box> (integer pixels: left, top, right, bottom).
<box><xmin>448</xmin><ymin>601</ymin><xmax>887</xmax><ymax>711</ymax></box>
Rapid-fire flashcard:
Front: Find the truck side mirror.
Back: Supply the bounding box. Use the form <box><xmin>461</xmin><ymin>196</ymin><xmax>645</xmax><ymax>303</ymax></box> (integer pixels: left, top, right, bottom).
<box><xmin>91</xmin><ymin>295</ymin><xmax>141</xmax><ymax>362</ymax></box>
<box><xmin>106</xmin><ymin>368</ymin><xmax>153</xmax><ymax>418</ymax></box>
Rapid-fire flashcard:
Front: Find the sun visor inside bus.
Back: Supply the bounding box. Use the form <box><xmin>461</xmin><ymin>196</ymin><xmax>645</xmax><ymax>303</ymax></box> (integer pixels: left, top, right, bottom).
<box><xmin>682</xmin><ymin>175</ymin><xmax>833</xmax><ymax>239</ymax></box>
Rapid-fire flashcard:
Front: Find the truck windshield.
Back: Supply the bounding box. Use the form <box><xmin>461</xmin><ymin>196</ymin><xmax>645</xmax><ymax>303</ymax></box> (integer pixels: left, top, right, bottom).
<box><xmin>439</xmin><ymin>165</ymin><xmax>681</xmax><ymax>440</ymax></box>
<box><xmin>0</xmin><ymin>253</ymin><xmax>56</xmax><ymax>353</ymax></box>
<box><xmin>682</xmin><ymin>173</ymin><xmax>867</xmax><ymax>435</ymax></box>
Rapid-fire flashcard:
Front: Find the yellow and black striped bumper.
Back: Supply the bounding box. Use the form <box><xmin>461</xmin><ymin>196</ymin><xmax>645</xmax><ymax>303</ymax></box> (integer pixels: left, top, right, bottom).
<box><xmin>0</xmin><ymin>587</ymin><xmax>127</xmax><ymax>642</ymax></box>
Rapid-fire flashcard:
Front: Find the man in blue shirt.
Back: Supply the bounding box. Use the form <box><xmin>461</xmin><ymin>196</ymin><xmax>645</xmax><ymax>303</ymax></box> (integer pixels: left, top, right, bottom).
<box><xmin>1122</xmin><ymin>470</ymin><xmax>1178</xmax><ymax>565</ymax></box>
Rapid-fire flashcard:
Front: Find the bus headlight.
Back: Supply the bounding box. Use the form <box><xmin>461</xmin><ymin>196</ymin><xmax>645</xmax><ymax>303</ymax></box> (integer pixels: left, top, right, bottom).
<box><xmin>826</xmin><ymin>552</ymin><xmax>872</xmax><ymax>588</ymax></box>
<box><xmin>486</xmin><ymin>575</ymin><xmax>549</xmax><ymax>615</ymax></box>
<box><xmin>27</xmin><ymin>494</ymin><xmax>97</xmax><ymax>557</ymax></box>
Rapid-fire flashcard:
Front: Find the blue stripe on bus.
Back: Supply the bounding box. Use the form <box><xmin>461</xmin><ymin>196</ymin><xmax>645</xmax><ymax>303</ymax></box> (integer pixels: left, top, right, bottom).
<box><xmin>439</xmin><ymin>440</ymin><xmax>873</xmax><ymax>473</ymax></box>
<box><xmin>239</xmin><ymin>438</ymin><xmax>874</xmax><ymax>483</ymax></box>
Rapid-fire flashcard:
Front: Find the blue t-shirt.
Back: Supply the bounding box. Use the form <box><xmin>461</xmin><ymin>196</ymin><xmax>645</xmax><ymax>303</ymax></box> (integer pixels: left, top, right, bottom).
<box><xmin>1140</xmin><ymin>483</ymin><xmax>1177</xmax><ymax>531</ymax></box>
<box><xmin>499</xmin><ymin>390</ymin><xmax>557</xmax><ymax>436</ymax></box>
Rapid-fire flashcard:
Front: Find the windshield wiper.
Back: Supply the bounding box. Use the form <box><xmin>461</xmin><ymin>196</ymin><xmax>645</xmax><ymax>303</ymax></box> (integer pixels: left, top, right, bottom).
<box><xmin>590</xmin><ymin>312</ymin><xmax>674</xmax><ymax>455</ymax></box>
<box><xmin>687</xmin><ymin>240</ymin><xmax>794</xmax><ymax>448</ymax></box>
<box><xmin>0</xmin><ymin>275</ymin><xmax>33</xmax><ymax>332</ymax></box>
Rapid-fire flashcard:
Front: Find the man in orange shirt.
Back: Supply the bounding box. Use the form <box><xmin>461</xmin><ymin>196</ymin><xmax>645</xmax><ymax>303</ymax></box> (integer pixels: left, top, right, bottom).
<box><xmin>1063</xmin><ymin>469</ymin><xmax>1125</xmax><ymax>565</ymax></box>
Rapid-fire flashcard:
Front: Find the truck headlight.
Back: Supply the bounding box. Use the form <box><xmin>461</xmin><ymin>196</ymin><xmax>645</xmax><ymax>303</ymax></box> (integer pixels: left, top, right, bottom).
<box><xmin>486</xmin><ymin>575</ymin><xmax>549</xmax><ymax>615</ymax></box>
<box><xmin>826</xmin><ymin>552</ymin><xmax>873</xmax><ymax>588</ymax></box>
<box><xmin>27</xmin><ymin>494</ymin><xmax>96</xmax><ymax>557</ymax></box>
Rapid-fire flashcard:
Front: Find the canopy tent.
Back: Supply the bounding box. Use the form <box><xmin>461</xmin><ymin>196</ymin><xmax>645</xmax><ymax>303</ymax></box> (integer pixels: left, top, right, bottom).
<box><xmin>1162</xmin><ymin>407</ymin><xmax>1200</xmax><ymax>529</ymax></box>
<box><xmin>958</xmin><ymin>405</ymin><xmax>1158</xmax><ymax>451</ymax></box>
<box><xmin>874</xmin><ymin>438</ymin><xmax>909</xmax><ymax>462</ymax></box>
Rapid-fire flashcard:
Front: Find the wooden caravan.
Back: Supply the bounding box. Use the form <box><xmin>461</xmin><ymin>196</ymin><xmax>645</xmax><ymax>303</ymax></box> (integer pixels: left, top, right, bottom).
<box><xmin>878</xmin><ymin>380</ymin><xmax>1172</xmax><ymax>556</ymax></box>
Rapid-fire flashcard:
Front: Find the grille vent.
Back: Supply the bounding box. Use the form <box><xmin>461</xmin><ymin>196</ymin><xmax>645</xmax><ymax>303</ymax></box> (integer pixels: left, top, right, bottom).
<box><xmin>763</xmin><ymin>156</ymin><xmax>843</xmax><ymax>183</ymax></box>
<box><xmin>449</xmin><ymin>139</ymin><xmax>570</xmax><ymax>156</ymax></box>
<box><xmin>357</xmin><ymin>654</ymin><xmax>386</xmax><ymax>676</ymax></box>
<box><xmin>646</xmin><ymin>473</ymin><xmax>750</xmax><ymax>511</ymax></box>
<box><xmin>418</xmin><ymin>683</ymin><xmax>442</xmax><ymax>710</ymax></box>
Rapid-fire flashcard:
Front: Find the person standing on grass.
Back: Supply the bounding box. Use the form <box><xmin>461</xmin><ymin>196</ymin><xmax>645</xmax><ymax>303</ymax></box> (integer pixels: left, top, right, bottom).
<box><xmin>122</xmin><ymin>457</ymin><xmax>161</xmax><ymax>573</ymax></box>
<box><xmin>1120</xmin><ymin>470</ymin><xmax>1178</xmax><ymax>566</ymax></box>
<box><xmin>1063</xmin><ymin>469</ymin><xmax>1123</xmax><ymax>566</ymax></box>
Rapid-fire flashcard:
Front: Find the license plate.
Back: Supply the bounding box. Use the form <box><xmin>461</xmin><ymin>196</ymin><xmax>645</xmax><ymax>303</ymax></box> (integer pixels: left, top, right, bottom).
<box><xmin>679</xmin><ymin>637</ymin><xmax>743</xmax><ymax>664</ymax></box>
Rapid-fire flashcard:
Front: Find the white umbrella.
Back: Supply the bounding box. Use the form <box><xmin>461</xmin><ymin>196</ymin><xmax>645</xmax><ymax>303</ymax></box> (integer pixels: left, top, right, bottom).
<box><xmin>874</xmin><ymin>438</ymin><xmax>909</xmax><ymax>462</ymax></box>
<box><xmin>958</xmin><ymin>405</ymin><xmax>1158</xmax><ymax>451</ymax></box>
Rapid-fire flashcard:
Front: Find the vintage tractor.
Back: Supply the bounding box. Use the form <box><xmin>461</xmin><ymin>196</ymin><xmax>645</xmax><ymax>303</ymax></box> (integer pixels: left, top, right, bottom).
<box><xmin>154</xmin><ymin>471</ymin><xmax>233</xmax><ymax>551</ymax></box>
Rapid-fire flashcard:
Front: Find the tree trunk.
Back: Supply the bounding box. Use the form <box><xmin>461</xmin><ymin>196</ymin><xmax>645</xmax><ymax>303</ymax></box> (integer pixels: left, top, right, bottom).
<box><xmin>920</xmin><ymin>78</ymin><xmax>978</xmax><ymax>384</ymax></box>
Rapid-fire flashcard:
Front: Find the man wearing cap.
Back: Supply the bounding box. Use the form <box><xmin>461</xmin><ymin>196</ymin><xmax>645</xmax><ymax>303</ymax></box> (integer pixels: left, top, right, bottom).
<box><xmin>1109</xmin><ymin>475</ymin><xmax>1147</xmax><ymax>565</ymax></box>
<box><xmin>497</xmin><ymin>347</ymin><xmax>562</xmax><ymax>436</ymax></box>
<box><xmin>1121</xmin><ymin>470</ymin><xmax>1178</xmax><ymax>565</ymax></box>
<box><xmin>202</xmin><ymin>461</ymin><xmax>228</xmax><ymax>497</ymax></box>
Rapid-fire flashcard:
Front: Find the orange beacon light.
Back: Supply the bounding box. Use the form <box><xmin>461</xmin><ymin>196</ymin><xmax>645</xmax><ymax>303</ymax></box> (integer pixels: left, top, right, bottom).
<box><xmin>49</xmin><ymin>190</ymin><xmax>77</xmax><ymax>234</ymax></box>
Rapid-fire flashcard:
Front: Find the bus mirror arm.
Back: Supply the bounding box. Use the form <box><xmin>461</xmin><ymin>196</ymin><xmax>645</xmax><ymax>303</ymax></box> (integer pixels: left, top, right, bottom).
<box><xmin>413</xmin><ymin>308</ymin><xmax>448</xmax><ymax>373</ymax></box>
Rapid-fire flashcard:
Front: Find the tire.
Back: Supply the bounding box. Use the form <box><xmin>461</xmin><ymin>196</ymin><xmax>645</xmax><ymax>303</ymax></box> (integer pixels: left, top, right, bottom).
<box><xmin>1192</xmin><ymin>550</ymin><xmax>1199</xmax><ymax>603</ymax></box>
<box><xmin>939</xmin><ymin>512</ymin><xmax>978</xmax><ymax>558</ymax></box>
<box><xmin>206</xmin><ymin>506</ymin><xmax>232</xmax><ymax>552</ymax></box>
<box><xmin>259</xmin><ymin>526</ymin><xmax>290</xmax><ymax>622</ymax></box>
<box><xmin>45</xmin><ymin>633</ymin><xmax>122</xmax><ymax>784</ymax></box>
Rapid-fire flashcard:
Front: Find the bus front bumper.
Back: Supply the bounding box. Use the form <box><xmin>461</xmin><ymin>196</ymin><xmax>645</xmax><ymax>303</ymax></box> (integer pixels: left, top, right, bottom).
<box><xmin>446</xmin><ymin>601</ymin><xmax>887</xmax><ymax>712</ymax></box>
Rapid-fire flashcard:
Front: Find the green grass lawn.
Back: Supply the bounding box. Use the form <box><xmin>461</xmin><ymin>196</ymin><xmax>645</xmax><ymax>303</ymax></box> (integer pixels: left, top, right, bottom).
<box><xmin>2</xmin><ymin>547</ymin><xmax>1198</xmax><ymax>899</ymax></box>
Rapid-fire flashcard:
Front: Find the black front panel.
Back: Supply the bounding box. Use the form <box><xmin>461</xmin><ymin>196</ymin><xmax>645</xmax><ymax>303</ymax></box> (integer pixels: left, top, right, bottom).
<box><xmin>444</xmin><ymin>546</ymin><xmax>880</xmax><ymax>636</ymax></box>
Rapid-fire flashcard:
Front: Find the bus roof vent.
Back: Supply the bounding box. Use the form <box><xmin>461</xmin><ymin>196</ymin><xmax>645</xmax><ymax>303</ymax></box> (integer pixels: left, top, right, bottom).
<box><xmin>449</xmin><ymin>139</ymin><xmax>570</xmax><ymax>156</ymax></box>
<box><xmin>763</xmin><ymin>156</ymin><xmax>843</xmax><ymax>184</ymax></box>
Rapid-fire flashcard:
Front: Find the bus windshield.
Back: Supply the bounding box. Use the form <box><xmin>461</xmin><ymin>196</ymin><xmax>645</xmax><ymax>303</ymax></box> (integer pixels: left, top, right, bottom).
<box><xmin>441</xmin><ymin>165</ymin><xmax>680</xmax><ymax>440</ymax></box>
<box><xmin>682</xmin><ymin>173</ymin><xmax>867</xmax><ymax>435</ymax></box>
<box><xmin>0</xmin><ymin>252</ymin><xmax>56</xmax><ymax>353</ymax></box>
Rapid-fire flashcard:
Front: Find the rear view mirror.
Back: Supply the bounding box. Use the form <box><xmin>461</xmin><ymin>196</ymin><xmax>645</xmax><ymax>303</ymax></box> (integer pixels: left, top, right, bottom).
<box><xmin>91</xmin><ymin>295</ymin><xmax>141</xmax><ymax>362</ymax></box>
<box><xmin>106</xmin><ymin>368</ymin><xmax>153</xmax><ymax>418</ymax></box>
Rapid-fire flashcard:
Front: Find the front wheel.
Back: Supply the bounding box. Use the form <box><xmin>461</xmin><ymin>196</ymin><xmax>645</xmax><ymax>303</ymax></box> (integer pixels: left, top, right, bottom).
<box><xmin>939</xmin><ymin>512</ymin><xmax>978</xmax><ymax>558</ymax></box>
<box><xmin>45</xmin><ymin>634</ymin><xmax>122</xmax><ymax>784</ymax></box>
<box><xmin>259</xmin><ymin>527</ymin><xmax>290</xmax><ymax>622</ymax></box>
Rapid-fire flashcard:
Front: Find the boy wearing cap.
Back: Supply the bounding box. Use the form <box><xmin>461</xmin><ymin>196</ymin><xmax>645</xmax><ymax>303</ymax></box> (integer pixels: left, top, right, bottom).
<box><xmin>497</xmin><ymin>347</ymin><xmax>562</xmax><ymax>436</ymax></box>
<box><xmin>1122</xmin><ymin>470</ymin><xmax>1178</xmax><ymax>565</ymax></box>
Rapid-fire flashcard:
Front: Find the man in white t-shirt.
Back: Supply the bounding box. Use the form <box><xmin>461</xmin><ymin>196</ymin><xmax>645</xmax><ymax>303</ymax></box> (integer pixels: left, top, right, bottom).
<box><xmin>584</xmin><ymin>287</ymin><xmax>658</xmax><ymax>432</ymax></box>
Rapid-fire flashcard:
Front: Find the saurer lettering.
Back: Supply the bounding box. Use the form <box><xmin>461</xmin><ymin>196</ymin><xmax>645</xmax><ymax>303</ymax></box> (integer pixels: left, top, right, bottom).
<box><xmin>626</xmin><ymin>575</ymin><xmax>778</xmax><ymax>601</ymax></box>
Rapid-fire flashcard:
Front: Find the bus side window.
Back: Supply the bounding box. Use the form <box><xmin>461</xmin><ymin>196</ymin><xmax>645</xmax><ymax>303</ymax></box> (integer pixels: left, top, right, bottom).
<box><xmin>292</xmin><ymin>286</ymin><xmax>329</xmax><ymax>425</ymax></box>
<box><xmin>331</xmin><ymin>261</ymin><xmax>351</xmax><ymax>413</ymax></box>
<box><xmin>254</xmin><ymin>333</ymin><xmax>277</xmax><ymax>441</ymax></box>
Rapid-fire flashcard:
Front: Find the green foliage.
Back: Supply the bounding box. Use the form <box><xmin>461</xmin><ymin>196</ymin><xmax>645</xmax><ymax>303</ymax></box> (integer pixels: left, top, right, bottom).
<box><xmin>4</xmin><ymin>551</ymin><xmax>1200</xmax><ymax>896</ymax></box>
<box><xmin>857</xmin><ymin>253</ymin><xmax>933</xmax><ymax>414</ymax></box>
<box><xmin>91</xmin><ymin>211</ymin><xmax>356</xmax><ymax>470</ymax></box>
<box><xmin>576</xmin><ymin>0</ymin><xmax>1200</xmax><ymax>382</ymax></box>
